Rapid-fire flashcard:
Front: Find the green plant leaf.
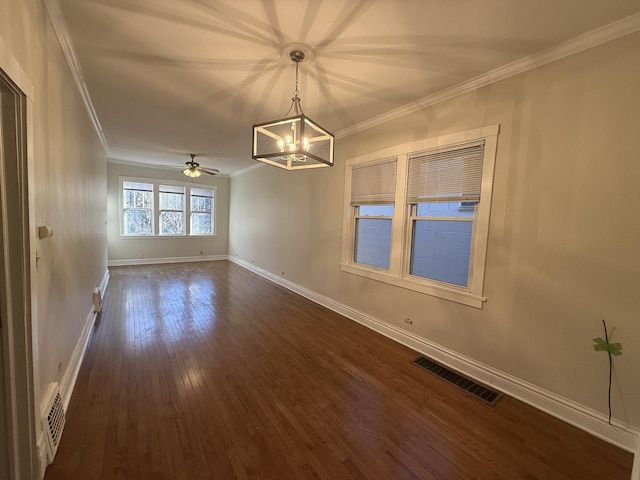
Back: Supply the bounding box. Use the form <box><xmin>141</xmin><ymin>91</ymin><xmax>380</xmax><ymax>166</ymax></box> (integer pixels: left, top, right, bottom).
<box><xmin>608</xmin><ymin>343</ymin><xmax>623</xmax><ymax>356</ymax></box>
<box><xmin>592</xmin><ymin>337</ymin><xmax>623</xmax><ymax>356</ymax></box>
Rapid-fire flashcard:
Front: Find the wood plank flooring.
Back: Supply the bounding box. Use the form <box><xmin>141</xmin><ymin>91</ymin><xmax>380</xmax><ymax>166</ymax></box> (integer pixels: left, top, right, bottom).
<box><xmin>43</xmin><ymin>261</ymin><xmax>633</xmax><ymax>480</ymax></box>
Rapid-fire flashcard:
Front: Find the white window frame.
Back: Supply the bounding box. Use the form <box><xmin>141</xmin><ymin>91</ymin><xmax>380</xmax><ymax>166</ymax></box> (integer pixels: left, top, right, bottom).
<box><xmin>122</xmin><ymin>180</ymin><xmax>154</xmax><ymax>236</ymax></box>
<box><xmin>119</xmin><ymin>176</ymin><xmax>217</xmax><ymax>238</ymax></box>
<box><xmin>353</xmin><ymin>204</ymin><xmax>395</xmax><ymax>270</ymax></box>
<box><xmin>189</xmin><ymin>187</ymin><xmax>215</xmax><ymax>235</ymax></box>
<box><xmin>406</xmin><ymin>203</ymin><xmax>476</xmax><ymax>286</ymax></box>
<box><xmin>341</xmin><ymin>125</ymin><xmax>499</xmax><ymax>308</ymax></box>
<box><xmin>159</xmin><ymin>184</ymin><xmax>186</xmax><ymax>235</ymax></box>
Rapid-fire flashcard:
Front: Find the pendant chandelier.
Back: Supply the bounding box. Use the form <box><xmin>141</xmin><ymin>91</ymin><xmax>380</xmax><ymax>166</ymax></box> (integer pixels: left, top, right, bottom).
<box><xmin>252</xmin><ymin>50</ymin><xmax>334</xmax><ymax>170</ymax></box>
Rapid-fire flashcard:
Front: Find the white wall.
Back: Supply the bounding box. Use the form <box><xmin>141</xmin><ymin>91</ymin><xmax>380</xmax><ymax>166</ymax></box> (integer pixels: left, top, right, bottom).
<box><xmin>230</xmin><ymin>31</ymin><xmax>640</xmax><ymax>433</ymax></box>
<box><xmin>0</xmin><ymin>0</ymin><xmax>108</xmax><ymax>469</ymax></box>
<box><xmin>107</xmin><ymin>162</ymin><xmax>230</xmax><ymax>262</ymax></box>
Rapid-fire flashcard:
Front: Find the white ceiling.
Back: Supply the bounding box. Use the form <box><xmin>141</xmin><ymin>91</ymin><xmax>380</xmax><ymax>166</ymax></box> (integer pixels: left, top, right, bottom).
<box><xmin>56</xmin><ymin>0</ymin><xmax>640</xmax><ymax>175</ymax></box>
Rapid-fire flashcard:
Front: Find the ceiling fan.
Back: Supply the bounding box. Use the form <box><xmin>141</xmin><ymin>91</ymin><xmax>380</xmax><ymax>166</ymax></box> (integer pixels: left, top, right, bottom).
<box><xmin>181</xmin><ymin>154</ymin><xmax>219</xmax><ymax>178</ymax></box>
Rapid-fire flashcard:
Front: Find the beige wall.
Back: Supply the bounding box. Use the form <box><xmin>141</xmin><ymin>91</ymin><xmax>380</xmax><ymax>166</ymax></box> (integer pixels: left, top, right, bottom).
<box><xmin>0</xmin><ymin>0</ymin><xmax>107</xmax><ymax>435</ymax></box>
<box><xmin>230</xmin><ymin>32</ymin><xmax>640</xmax><ymax>429</ymax></box>
<box><xmin>107</xmin><ymin>162</ymin><xmax>230</xmax><ymax>261</ymax></box>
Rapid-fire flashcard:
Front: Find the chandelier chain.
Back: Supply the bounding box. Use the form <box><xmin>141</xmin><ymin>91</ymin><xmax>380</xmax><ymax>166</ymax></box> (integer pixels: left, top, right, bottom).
<box><xmin>294</xmin><ymin>60</ymin><xmax>300</xmax><ymax>98</ymax></box>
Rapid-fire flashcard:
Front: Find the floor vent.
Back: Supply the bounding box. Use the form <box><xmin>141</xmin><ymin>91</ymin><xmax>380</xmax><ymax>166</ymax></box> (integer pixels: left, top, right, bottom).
<box><xmin>42</xmin><ymin>383</ymin><xmax>66</xmax><ymax>463</ymax></box>
<box><xmin>412</xmin><ymin>356</ymin><xmax>502</xmax><ymax>406</ymax></box>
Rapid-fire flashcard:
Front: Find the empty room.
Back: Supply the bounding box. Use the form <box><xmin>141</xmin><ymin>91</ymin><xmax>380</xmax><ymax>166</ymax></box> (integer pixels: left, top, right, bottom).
<box><xmin>1</xmin><ymin>1</ymin><xmax>639</xmax><ymax>479</ymax></box>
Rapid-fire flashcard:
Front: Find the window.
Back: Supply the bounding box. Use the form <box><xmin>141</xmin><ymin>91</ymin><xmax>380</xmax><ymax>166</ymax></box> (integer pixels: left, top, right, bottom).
<box><xmin>355</xmin><ymin>205</ymin><xmax>394</xmax><ymax>269</ymax></box>
<box><xmin>341</xmin><ymin>125</ymin><xmax>498</xmax><ymax>308</ymax></box>
<box><xmin>350</xmin><ymin>159</ymin><xmax>397</xmax><ymax>270</ymax></box>
<box><xmin>409</xmin><ymin>202</ymin><xmax>476</xmax><ymax>286</ymax></box>
<box><xmin>190</xmin><ymin>188</ymin><xmax>214</xmax><ymax>235</ymax></box>
<box><xmin>123</xmin><ymin>181</ymin><xmax>153</xmax><ymax>235</ymax></box>
<box><xmin>406</xmin><ymin>142</ymin><xmax>485</xmax><ymax>287</ymax></box>
<box><xmin>159</xmin><ymin>185</ymin><xmax>185</xmax><ymax>235</ymax></box>
<box><xmin>120</xmin><ymin>178</ymin><xmax>216</xmax><ymax>237</ymax></box>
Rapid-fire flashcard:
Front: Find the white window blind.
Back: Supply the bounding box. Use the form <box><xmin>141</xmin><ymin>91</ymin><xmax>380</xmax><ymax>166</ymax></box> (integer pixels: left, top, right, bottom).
<box><xmin>159</xmin><ymin>184</ymin><xmax>184</xmax><ymax>195</ymax></box>
<box><xmin>350</xmin><ymin>158</ymin><xmax>397</xmax><ymax>205</ymax></box>
<box><xmin>407</xmin><ymin>142</ymin><xmax>485</xmax><ymax>203</ymax></box>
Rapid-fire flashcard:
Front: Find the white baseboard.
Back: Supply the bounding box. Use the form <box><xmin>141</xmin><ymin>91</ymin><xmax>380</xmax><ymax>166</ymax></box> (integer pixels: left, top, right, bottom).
<box><xmin>99</xmin><ymin>268</ymin><xmax>109</xmax><ymax>298</ymax></box>
<box><xmin>36</xmin><ymin>269</ymin><xmax>109</xmax><ymax>479</ymax></box>
<box><xmin>59</xmin><ymin>268</ymin><xmax>110</xmax><ymax>410</ymax></box>
<box><xmin>228</xmin><ymin>256</ymin><xmax>640</xmax><ymax>458</ymax></box>
<box><xmin>36</xmin><ymin>430</ymin><xmax>47</xmax><ymax>480</ymax></box>
<box><xmin>59</xmin><ymin>305</ymin><xmax>97</xmax><ymax>412</ymax></box>
<box><xmin>633</xmin><ymin>442</ymin><xmax>640</xmax><ymax>480</ymax></box>
<box><xmin>38</xmin><ymin>269</ymin><xmax>110</xmax><ymax>477</ymax></box>
<box><xmin>108</xmin><ymin>254</ymin><xmax>227</xmax><ymax>267</ymax></box>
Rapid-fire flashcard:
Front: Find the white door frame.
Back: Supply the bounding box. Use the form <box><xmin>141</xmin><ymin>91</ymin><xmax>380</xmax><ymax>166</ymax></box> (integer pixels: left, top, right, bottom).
<box><xmin>0</xmin><ymin>35</ymin><xmax>39</xmax><ymax>480</ymax></box>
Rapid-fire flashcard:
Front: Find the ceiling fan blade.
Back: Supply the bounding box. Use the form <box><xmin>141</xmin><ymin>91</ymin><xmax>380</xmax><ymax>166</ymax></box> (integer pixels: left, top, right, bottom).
<box><xmin>197</xmin><ymin>167</ymin><xmax>220</xmax><ymax>175</ymax></box>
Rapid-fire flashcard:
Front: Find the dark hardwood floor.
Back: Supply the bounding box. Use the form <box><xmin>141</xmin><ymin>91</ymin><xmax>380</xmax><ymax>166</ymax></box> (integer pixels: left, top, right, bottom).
<box><xmin>44</xmin><ymin>261</ymin><xmax>633</xmax><ymax>480</ymax></box>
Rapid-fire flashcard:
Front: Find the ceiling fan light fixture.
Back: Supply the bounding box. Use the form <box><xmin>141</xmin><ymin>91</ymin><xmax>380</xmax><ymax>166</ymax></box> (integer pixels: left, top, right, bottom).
<box><xmin>252</xmin><ymin>50</ymin><xmax>334</xmax><ymax>171</ymax></box>
<box><xmin>180</xmin><ymin>154</ymin><xmax>218</xmax><ymax>178</ymax></box>
<box><xmin>183</xmin><ymin>167</ymin><xmax>201</xmax><ymax>178</ymax></box>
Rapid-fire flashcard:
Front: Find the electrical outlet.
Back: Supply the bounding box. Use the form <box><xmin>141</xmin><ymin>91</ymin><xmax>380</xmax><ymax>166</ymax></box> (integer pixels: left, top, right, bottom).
<box><xmin>404</xmin><ymin>317</ymin><xmax>413</xmax><ymax>325</ymax></box>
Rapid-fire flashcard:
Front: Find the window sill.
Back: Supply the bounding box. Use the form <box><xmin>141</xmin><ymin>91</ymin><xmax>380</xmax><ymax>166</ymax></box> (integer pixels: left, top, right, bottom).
<box><xmin>340</xmin><ymin>263</ymin><xmax>485</xmax><ymax>309</ymax></box>
<box><xmin>119</xmin><ymin>234</ymin><xmax>217</xmax><ymax>240</ymax></box>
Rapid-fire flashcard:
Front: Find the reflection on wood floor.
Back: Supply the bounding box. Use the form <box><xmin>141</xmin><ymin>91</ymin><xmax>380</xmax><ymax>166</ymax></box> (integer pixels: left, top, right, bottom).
<box><xmin>44</xmin><ymin>261</ymin><xmax>633</xmax><ymax>480</ymax></box>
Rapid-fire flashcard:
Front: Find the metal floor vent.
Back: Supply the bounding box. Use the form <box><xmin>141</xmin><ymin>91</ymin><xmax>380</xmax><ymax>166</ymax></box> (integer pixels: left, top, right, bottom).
<box><xmin>43</xmin><ymin>384</ymin><xmax>66</xmax><ymax>463</ymax></box>
<box><xmin>412</xmin><ymin>356</ymin><xmax>502</xmax><ymax>406</ymax></box>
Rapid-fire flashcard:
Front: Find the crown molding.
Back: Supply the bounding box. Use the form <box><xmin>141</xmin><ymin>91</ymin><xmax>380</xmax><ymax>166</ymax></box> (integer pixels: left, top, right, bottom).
<box><xmin>44</xmin><ymin>0</ymin><xmax>109</xmax><ymax>152</ymax></box>
<box><xmin>336</xmin><ymin>12</ymin><xmax>640</xmax><ymax>139</ymax></box>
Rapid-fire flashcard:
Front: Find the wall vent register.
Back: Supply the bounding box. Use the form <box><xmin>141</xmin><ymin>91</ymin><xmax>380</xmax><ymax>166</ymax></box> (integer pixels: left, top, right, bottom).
<box><xmin>42</xmin><ymin>383</ymin><xmax>66</xmax><ymax>463</ymax></box>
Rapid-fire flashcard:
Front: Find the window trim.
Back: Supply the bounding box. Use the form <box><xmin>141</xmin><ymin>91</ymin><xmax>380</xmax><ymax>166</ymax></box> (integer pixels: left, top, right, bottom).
<box><xmin>122</xmin><ymin>180</ymin><xmax>154</xmax><ymax>236</ymax></box>
<box><xmin>340</xmin><ymin>125</ymin><xmax>499</xmax><ymax>308</ymax></box>
<box><xmin>406</xmin><ymin>207</ymin><xmax>476</xmax><ymax>287</ymax></box>
<box><xmin>189</xmin><ymin>188</ymin><xmax>215</xmax><ymax>236</ymax></box>
<box><xmin>158</xmin><ymin>184</ymin><xmax>186</xmax><ymax>236</ymax></box>
<box><xmin>354</xmin><ymin>206</ymin><xmax>394</xmax><ymax>270</ymax></box>
<box><xmin>119</xmin><ymin>176</ymin><xmax>217</xmax><ymax>238</ymax></box>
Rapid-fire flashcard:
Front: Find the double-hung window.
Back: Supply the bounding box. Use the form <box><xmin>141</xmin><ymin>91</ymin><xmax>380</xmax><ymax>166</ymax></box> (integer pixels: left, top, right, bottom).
<box><xmin>341</xmin><ymin>125</ymin><xmax>498</xmax><ymax>308</ymax></box>
<box><xmin>159</xmin><ymin>184</ymin><xmax>185</xmax><ymax>235</ymax></box>
<box><xmin>190</xmin><ymin>188</ymin><xmax>214</xmax><ymax>235</ymax></box>
<box><xmin>351</xmin><ymin>159</ymin><xmax>397</xmax><ymax>269</ymax></box>
<box><xmin>120</xmin><ymin>177</ymin><xmax>216</xmax><ymax>237</ymax></box>
<box><xmin>407</xmin><ymin>142</ymin><xmax>484</xmax><ymax>287</ymax></box>
<box><xmin>123</xmin><ymin>181</ymin><xmax>153</xmax><ymax>235</ymax></box>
